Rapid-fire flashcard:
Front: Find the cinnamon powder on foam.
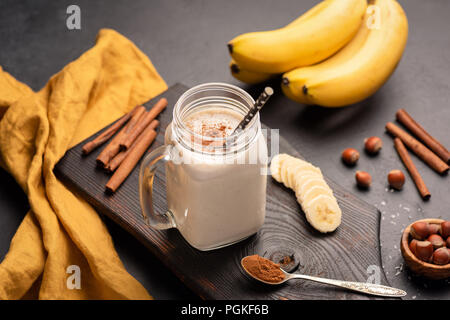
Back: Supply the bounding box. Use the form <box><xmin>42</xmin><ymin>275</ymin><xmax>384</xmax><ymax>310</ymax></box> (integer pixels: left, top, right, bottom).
<box><xmin>184</xmin><ymin>108</ymin><xmax>238</xmax><ymax>147</ymax></box>
<box><xmin>242</xmin><ymin>254</ymin><xmax>286</xmax><ymax>283</ymax></box>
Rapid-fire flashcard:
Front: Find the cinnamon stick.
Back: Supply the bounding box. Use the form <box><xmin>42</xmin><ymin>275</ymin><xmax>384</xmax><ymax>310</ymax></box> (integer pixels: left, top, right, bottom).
<box><xmin>81</xmin><ymin>105</ymin><xmax>139</xmax><ymax>155</ymax></box>
<box><xmin>105</xmin><ymin>125</ymin><xmax>158</xmax><ymax>193</ymax></box>
<box><xmin>107</xmin><ymin>119</ymin><xmax>159</xmax><ymax>172</ymax></box>
<box><xmin>394</xmin><ymin>138</ymin><xmax>431</xmax><ymax>200</ymax></box>
<box><xmin>386</xmin><ymin>122</ymin><xmax>449</xmax><ymax>174</ymax></box>
<box><xmin>119</xmin><ymin>98</ymin><xmax>167</xmax><ymax>150</ymax></box>
<box><xmin>122</xmin><ymin>106</ymin><xmax>146</xmax><ymax>136</ymax></box>
<box><xmin>396</xmin><ymin>109</ymin><xmax>450</xmax><ymax>164</ymax></box>
<box><xmin>96</xmin><ymin>106</ymin><xmax>146</xmax><ymax>167</ymax></box>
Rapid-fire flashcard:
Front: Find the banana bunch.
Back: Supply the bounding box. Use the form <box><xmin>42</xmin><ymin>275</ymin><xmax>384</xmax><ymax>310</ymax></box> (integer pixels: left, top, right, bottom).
<box><xmin>270</xmin><ymin>154</ymin><xmax>341</xmax><ymax>233</ymax></box>
<box><xmin>228</xmin><ymin>0</ymin><xmax>408</xmax><ymax>108</ymax></box>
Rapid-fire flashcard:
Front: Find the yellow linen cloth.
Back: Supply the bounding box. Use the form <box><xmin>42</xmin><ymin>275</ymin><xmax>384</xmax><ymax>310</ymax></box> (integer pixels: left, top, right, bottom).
<box><xmin>0</xmin><ymin>29</ymin><xmax>168</xmax><ymax>299</ymax></box>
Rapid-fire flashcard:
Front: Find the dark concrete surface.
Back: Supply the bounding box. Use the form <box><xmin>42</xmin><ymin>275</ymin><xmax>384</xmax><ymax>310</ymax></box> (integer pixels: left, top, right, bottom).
<box><xmin>0</xmin><ymin>0</ymin><xmax>448</xmax><ymax>299</ymax></box>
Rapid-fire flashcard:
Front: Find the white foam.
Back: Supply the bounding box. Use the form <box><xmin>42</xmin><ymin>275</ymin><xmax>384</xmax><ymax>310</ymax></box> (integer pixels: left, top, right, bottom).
<box><xmin>184</xmin><ymin>107</ymin><xmax>241</xmax><ymax>138</ymax></box>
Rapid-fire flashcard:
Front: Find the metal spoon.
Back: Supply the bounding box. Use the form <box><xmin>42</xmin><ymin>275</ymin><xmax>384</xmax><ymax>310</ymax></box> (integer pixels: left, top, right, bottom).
<box><xmin>241</xmin><ymin>257</ymin><xmax>407</xmax><ymax>298</ymax></box>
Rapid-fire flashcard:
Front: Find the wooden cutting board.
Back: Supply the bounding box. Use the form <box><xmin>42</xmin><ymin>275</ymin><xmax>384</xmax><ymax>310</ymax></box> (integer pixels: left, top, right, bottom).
<box><xmin>54</xmin><ymin>83</ymin><xmax>392</xmax><ymax>300</ymax></box>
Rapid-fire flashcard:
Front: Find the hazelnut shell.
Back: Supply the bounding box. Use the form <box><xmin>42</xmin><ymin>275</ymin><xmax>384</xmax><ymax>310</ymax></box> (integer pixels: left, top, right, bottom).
<box><xmin>387</xmin><ymin>170</ymin><xmax>405</xmax><ymax>190</ymax></box>
<box><xmin>409</xmin><ymin>239</ymin><xmax>418</xmax><ymax>256</ymax></box>
<box><xmin>414</xmin><ymin>241</ymin><xmax>433</xmax><ymax>262</ymax></box>
<box><xmin>427</xmin><ymin>223</ymin><xmax>441</xmax><ymax>235</ymax></box>
<box><xmin>440</xmin><ymin>221</ymin><xmax>450</xmax><ymax>239</ymax></box>
<box><xmin>342</xmin><ymin>148</ymin><xmax>359</xmax><ymax>166</ymax></box>
<box><xmin>364</xmin><ymin>136</ymin><xmax>383</xmax><ymax>154</ymax></box>
<box><xmin>432</xmin><ymin>247</ymin><xmax>450</xmax><ymax>265</ymax></box>
<box><xmin>410</xmin><ymin>221</ymin><xmax>430</xmax><ymax>240</ymax></box>
<box><xmin>355</xmin><ymin>171</ymin><xmax>371</xmax><ymax>188</ymax></box>
<box><xmin>427</xmin><ymin>234</ymin><xmax>445</xmax><ymax>250</ymax></box>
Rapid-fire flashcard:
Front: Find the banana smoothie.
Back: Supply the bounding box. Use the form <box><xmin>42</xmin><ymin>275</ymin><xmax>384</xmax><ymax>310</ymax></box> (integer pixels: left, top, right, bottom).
<box><xmin>164</xmin><ymin>105</ymin><xmax>267</xmax><ymax>250</ymax></box>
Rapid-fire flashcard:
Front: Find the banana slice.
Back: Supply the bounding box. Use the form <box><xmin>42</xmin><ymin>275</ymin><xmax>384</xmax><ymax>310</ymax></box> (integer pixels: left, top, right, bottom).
<box><xmin>294</xmin><ymin>171</ymin><xmax>323</xmax><ymax>190</ymax></box>
<box><xmin>298</xmin><ymin>179</ymin><xmax>332</xmax><ymax>203</ymax></box>
<box><xmin>301</xmin><ymin>185</ymin><xmax>333</xmax><ymax>206</ymax></box>
<box><xmin>277</xmin><ymin>154</ymin><xmax>294</xmax><ymax>186</ymax></box>
<box><xmin>298</xmin><ymin>177</ymin><xmax>329</xmax><ymax>195</ymax></box>
<box><xmin>287</xmin><ymin>162</ymin><xmax>315</xmax><ymax>189</ymax></box>
<box><xmin>270</xmin><ymin>153</ymin><xmax>293</xmax><ymax>182</ymax></box>
<box><xmin>280</xmin><ymin>162</ymin><xmax>291</xmax><ymax>188</ymax></box>
<box><xmin>280</xmin><ymin>157</ymin><xmax>296</xmax><ymax>188</ymax></box>
<box><xmin>270</xmin><ymin>155</ymin><xmax>282</xmax><ymax>182</ymax></box>
<box><xmin>279</xmin><ymin>155</ymin><xmax>321</xmax><ymax>188</ymax></box>
<box><xmin>270</xmin><ymin>153</ymin><xmax>341</xmax><ymax>233</ymax></box>
<box><xmin>303</xmin><ymin>194</ymin><xmax>341</xmax><ymax>233</ymax></box>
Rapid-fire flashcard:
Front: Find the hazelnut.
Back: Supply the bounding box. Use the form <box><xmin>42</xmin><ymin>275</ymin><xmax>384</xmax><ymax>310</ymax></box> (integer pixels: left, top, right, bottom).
<box><xmin>440</xmin><ymin>221</ymin><xmax>450</xmax><ymax>239</ymax></box>
<box><xmin>428</xmin><ymin>223</ymin><xmax>441</xmax><ymax>235</ymax></box>
<box><xmin>364</xmin><ymin>136</ymin><xmax>383</xmax><ymax>154</ymax></box>
<box><xmin>387</xmin><ymin>170</ymin><xmax>405</xmax><ymax>190</ymax></box>
<box><xmin>355</xmin><ymin>171</ymin><xmax>371</xmax><ymax>188</ymax></box>
<box><xmin>431</xmin><ymin>247</ymin><xmax>450</xmax><ymax>265</ymax></box>
<box><xmin>342</xmin><ymin>148</ymin><xmax>360</xmax><ymax>166</ymax></box>
<box><xmin>414</xmin><ymin>241</ymin><xmax>433</xmax><ymax>262</ymax></box>
<box><xmin>409</xmin><ymin>239</ymin><xmax>418</xmax><ymax>255</ymax></box>
<box><xmin>427</xmin><ymin>234</ymin><xmax>445</xmax><ymax>250</ymax></box>
<box><xmin>410</xmin><ymin>221</ymin><xmax>430</xmax><ymax>240</ymax></box>
<box><xmin>446</xmin><ymin>237</ymin><xmax>450</xmax><ymax>248</ymax></box>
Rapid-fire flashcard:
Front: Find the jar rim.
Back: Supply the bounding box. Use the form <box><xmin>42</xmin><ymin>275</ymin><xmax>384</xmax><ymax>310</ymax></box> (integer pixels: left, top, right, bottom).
<box><xmin>172</xmin><ymin>82</ymin><xmax>259</xmax><ymax>154</ymax></box>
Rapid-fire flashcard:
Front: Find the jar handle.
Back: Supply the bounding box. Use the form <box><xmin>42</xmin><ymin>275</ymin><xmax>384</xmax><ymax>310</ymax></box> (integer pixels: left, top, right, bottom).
<box><xmin>139</xmin><ymin>144</ymin><xmax>176</xmax><ymax>229</ymax></box>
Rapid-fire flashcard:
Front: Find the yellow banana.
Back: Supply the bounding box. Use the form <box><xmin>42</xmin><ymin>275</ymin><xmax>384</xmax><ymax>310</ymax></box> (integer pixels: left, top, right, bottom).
<box><xmin>228</xmin><ymin>0</ymin><xmax>367</xmax><ymax>74</ymax></box>
<box><xmin>229</xmin><ymin>59</ymin><xmax>273</xmax><ymax>84</ymax></box>
<box><xmin>282</xmin><ymin>0</ymin><xmax>408</xmax><ymax>107</ymax></box>
<box><xmin>228</xmin><ymin>0</ymin><xmax>333</xmax><ymax>84</ymax></box>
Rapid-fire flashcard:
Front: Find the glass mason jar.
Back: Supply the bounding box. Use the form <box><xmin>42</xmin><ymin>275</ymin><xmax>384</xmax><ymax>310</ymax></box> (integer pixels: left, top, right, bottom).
<box><xmin>139</xmin><ymin>83</ymin><xmax>268</xmax><ymax>251</ymax></box>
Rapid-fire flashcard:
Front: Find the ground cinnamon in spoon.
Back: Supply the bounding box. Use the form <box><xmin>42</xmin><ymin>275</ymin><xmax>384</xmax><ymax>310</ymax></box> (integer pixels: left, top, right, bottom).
<box><xmin>242</xmin><ymin>255</ymin><xmax>286</xmax><ymax>283</ymax></box>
